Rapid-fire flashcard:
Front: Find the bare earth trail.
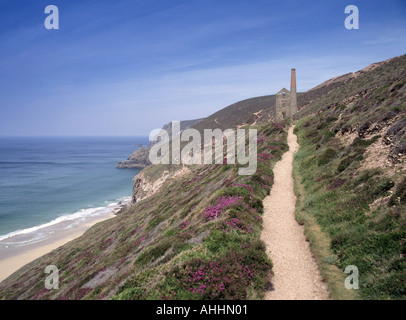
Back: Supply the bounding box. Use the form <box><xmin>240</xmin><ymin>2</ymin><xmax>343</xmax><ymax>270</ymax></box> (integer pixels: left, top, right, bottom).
<box><xmin>261</xmin><ymin>126</ymin><xmax>329</xmax><ymax>300</ymax></box>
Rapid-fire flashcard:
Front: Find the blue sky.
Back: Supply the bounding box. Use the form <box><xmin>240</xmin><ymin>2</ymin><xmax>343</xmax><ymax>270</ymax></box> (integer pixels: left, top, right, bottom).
<box><xmin>0</xmin><ymin>0</ymin><xmax>405</xmax><ymax>136</ymax></box>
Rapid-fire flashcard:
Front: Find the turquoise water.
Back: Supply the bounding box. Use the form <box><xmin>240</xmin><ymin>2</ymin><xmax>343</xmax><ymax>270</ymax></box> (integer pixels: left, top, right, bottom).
<box><xmin>0</xmin><ymin>137</ymin><xmax>146</xmax><ymax>242</ymax></box>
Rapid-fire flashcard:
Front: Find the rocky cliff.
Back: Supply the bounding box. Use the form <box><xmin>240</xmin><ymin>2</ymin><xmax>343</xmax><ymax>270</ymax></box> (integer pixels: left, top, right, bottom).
<box><xmin>132</xmin><ymin>165</ymin><xmax>191</xmax><ymax>203</ymax></box>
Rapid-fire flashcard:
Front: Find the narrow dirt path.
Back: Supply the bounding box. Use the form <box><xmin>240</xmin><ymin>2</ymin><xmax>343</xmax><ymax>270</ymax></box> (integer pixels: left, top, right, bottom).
<box><xmin>261</xmin><ymin>126</ymin><xmax>329</xmax><ymax>300</ymax></box>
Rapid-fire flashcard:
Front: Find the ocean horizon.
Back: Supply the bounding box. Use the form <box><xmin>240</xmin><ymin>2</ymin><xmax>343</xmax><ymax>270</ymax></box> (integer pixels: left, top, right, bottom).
<box><xmin>0</xmin><ymin>136</ymin><xmax>147</xmax><ymax>247</ymax></box>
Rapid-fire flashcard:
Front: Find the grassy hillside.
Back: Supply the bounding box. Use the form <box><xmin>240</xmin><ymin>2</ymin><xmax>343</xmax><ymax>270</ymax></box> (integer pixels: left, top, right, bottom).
<box><xmin>293</xmin><ymin>54</ymin><xmax>406</xmax><ymax>299</ymax></box>
<box><xmin>192</xmin><ymin>92</ymin><xmax>311</xmax><ymax>132</ymax></box>
<box><xmin>0</xmin><ymin>122</ymin><xmax>289</xmax><ymax>300</ymax></box>
<box><xmin>193</xmin><ymin>95</ymin><xmax>275</xmax><ymax>132</ymax></box>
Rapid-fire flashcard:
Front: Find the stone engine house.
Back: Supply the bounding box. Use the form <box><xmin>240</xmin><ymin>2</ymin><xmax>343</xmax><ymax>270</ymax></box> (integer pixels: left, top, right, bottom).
<box><xmin>275</xmin><ymin>68</ymin><xmax>297</xmax><ymax>121</ymax></box>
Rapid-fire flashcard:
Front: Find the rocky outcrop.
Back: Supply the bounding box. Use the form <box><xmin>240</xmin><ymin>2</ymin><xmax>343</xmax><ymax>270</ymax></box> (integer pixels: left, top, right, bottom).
<box><xmin>132</xmin><ymin>165</ymin><xmax>191</xmax><ymax>203</ymax></box>
<box><xmin>116</xmin><ymin>148</ymin><xmax>151</xmax><ymax>168</ymax></box>
<box><xmin>384</xmin><ymin>117</ymin><xmax>406</xmax><ymax>164</ymax></box>
<box><xmin>132</xmin><ymin>171</ymin><xmax>155</xmax><ymax>203</ymax></box>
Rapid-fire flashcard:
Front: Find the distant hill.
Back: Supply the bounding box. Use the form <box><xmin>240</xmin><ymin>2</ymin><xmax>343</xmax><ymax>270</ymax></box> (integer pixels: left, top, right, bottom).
<box><xmin>117</xmin><ymin>118</ymin><xmax>203</xmax><ymax>168</ymax></box>
<box><xmin>159</xmin><ymin>118</ymin><xmax>204</xmax><ymax>140</ymax></box>
<box><xmin>192</xmin><ymin>95</ymin><xmax>275</xmax><ymax>132</ymax></box>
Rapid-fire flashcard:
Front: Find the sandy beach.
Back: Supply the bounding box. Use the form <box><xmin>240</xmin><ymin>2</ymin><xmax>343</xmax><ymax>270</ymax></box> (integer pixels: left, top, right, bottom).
<box><xmin>0</xmin><ymin>200</ymin><xmax>129</xmax><ymax>283</ymax></box>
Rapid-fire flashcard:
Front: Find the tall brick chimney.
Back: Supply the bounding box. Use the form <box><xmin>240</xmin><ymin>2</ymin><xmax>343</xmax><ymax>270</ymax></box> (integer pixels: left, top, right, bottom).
<box><xmin>290</xmin><ymin>68</ymin><xmax>297</xmax><ymax>117</ymax></box>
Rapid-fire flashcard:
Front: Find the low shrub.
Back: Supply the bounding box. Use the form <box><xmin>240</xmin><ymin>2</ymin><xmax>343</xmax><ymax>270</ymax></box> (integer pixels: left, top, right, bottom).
<box><xmin>318</xmin><ymin>148</ymin><xmax>337</xmax><ymax>166</ymax></box>
<box><xmin>158</xmin><ymin>246</ymin><xmax>271</xmax><ymax>300</ymax></box>
<box><xmin>389</xmin><ymin>177</ymin><xmax>406</xmax><ymax>206</ymax></box>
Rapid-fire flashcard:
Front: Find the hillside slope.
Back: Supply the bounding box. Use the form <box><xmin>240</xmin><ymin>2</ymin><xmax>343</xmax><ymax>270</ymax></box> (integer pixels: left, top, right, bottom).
<box><xmin>115</xmin><ymin>97</ymin><xmax>279</xmax><ymax>168</ymax></box>
<box><xmin>0</xmin><ymin>122</ymin><xmax>289</xmax><ymax>300</ymax></box>
<box><xmin>293</xmin><ymin>54</ymin><xmax>406</xmax><ymax>299</ymax></box>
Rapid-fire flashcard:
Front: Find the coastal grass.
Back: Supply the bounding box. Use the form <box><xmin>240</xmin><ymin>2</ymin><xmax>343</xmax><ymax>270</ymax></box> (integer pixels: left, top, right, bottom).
<box><xmin>293</xmin><ymin>105</ymin><xmax>406</xmax><ymax>299</ymax></box>
<box><xmin>113</xmin><ymin>123</ymin><xmax>289</xmax><ymax>300</ymax></box>
<box><xmin>292</xmin><ymin>147</ymin><xmax>360</xmax><ymax>300</ymax></box>
<box><xmin>290</xmin><ymin>55</ymin><xmax>406</xmax><ymax>298</ymax></box>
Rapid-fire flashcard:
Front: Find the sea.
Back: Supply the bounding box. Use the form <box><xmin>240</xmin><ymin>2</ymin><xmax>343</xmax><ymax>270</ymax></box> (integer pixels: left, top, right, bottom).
<box><xmin>0</xmin><ymin>136</ymin><xmax>147</xmax><ymax>248</ymax></box>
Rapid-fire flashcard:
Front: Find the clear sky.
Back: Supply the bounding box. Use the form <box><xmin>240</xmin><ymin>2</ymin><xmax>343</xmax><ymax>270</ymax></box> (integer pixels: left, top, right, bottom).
<box><xmin>0</xmin><ymin>0</ymin><xmax>405</xmax><ymax>136</ymax></box>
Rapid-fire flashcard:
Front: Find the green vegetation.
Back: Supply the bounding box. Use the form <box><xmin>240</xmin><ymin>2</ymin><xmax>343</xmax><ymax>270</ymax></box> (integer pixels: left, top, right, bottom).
<box><xmin>292</xmin><ymin>158</ymin><xmax>360</xmax><ymax>300</ymax></box>
<box><xmin>193</xmin><ymin>96</ymin><xmax>276</xmax><ymax>132</ymax></box>
<box><xmin>295</xmin><ymin>118</ymin><xmax>405</xmax><ymax>299</ymax></box>
<box><xmin>317</xmin><ymin>148</ymin><xmax>337</xmax><ymax>166</ymax></box>
<box><xmin>292</xmin><ymin>56</ymin><xmax>406</xmax><ymax>299</ymax></box>
<box><xmin>389</xmin><ymin>177</ymin><xmax>406</xmax><ymax>206</ymax></box>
